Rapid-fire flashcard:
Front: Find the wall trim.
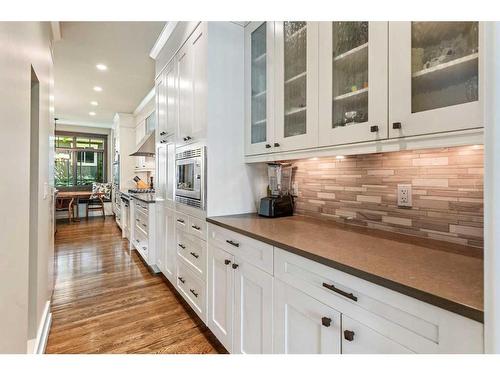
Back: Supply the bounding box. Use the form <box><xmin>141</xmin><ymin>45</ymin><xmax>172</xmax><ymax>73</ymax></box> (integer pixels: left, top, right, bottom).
<box><xmin>32</xmin><ymin>301</ymin><xmax>52</xmax><ymax>354</ymax></box>
<box><xmin>150</xmin><ymin>22</ymin><xmax>178</xmax><ymax>59</ymax></box>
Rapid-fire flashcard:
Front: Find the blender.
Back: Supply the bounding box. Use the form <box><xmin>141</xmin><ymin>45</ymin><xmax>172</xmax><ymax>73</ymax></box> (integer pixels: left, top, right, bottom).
<box><xmin>258</xmin><ymin>163</ymin><xmax>294</xmax><ymax>217</ymax></box>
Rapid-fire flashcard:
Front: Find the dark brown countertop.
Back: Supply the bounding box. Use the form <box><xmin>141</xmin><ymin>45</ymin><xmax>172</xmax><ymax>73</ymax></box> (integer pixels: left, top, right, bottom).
<box><xmin>206</xmin><ymin>213</ymin><xmax>484</xmax><ymax>322</ymax></box>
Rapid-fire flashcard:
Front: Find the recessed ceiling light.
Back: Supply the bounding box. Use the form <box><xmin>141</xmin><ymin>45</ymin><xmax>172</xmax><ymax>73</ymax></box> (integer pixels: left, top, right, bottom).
<box><xmin>96</xmin><ymin>64</ymin><xmax>108</xmax><ymax>71</ymax></box>
<box><xmin>90</xmin><ymin>101</ymin><xmax>98</xmax><ymax>106</ymax></box>
<box><xmin>93</xmin><ymin>86</ymin><xmax>102</xmax><ymax>92</ymax></box>
<box><xmin>89</xmin><ymin>112</ymin><xmax>96</xmax><ymax>116</ymax></box>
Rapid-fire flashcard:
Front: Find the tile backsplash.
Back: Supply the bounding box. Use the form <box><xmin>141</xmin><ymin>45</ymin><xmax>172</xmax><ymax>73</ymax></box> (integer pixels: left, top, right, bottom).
<box><xmin>289</xmin><ymin>145</ymin><xmax>484</xmax><ymax>248</ymax></box>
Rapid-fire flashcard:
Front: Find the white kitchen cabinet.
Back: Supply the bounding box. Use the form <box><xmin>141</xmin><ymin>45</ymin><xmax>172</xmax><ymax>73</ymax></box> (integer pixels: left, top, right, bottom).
<box><xmin>318</xmin><ymin>22</ymin><xmax>388</xmax><ymax>146</ymax></box>
<box><xmin>244</xmin><ymin>21</ymin><xmax>275</xmax><ymax>156</ymax></box>
<box><xmin>164</xmin><ymin>207</ymin><xmax>176</xmax><ymax>282</ymax></box>
<box><xmin>233</xmin><ymin>258</ymin><xmax>273</xmax><ymax>354</ymax></box>
<box><xmin>177</xmin><ymin>23</ymin><xmax>207</xmax><ymax>145</ymax></box>
<box><xmin>389</xmin><ymin>22</ymin><xmax>483</xmax><ymax>138</ymax></box>
<box><xmin>207</xmin><ymin>244</ymin><xmax>234</xmax><ymax>351</ymax></box>
<box><xmin>274</xmin><ymin>279</ymin><xmax>341</xmax><ymax>354</ymax></box>
<box><xmin>155</xmin><ymin>204</ymin><xmax>166</xmax><ymax>274</ymax></box>
<box><xmin>156</xmin><ymin>73</ymin><xmax>167</xmax><ymax>140</ymax></box>
<box><xmin>274</xmin><ymin>21</ymin><xmax>319</xmax><ymax>152</ymax></box>
<box><xmin>165</xmin><ymin>61</ymin><xmax>178</xmax><ymax>137</ymax></box>
<box><xmin>341</xmin><ymin>315</ymin><xmax>413</xmax><ymax>354</ymax></box>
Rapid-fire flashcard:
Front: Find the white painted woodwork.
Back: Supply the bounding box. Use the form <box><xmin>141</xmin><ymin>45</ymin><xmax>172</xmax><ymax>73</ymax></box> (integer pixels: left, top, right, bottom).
<box><xmin>207</xmin><ymin>244</ymin><xmax>234</xmax><ymax>351</ymax></box>
<box><xmin>318</xmin><ymin>22</ymin><xmax>389</xmax><ymax>145</ymax></box>
<box><xmin>164</xmin><ymin>207</ymin><xmax>177</xmax><ymax>283</ymax></box>
<box><xmin>233</xmin><ymin>258</ymin><xmax>274</xmax><ymax>354</ymax></box>
<box><xmin>176</xmin><ymin>260</ymin><xmax>206</xmax><ymax>322</ymax></box>
<box><xmin>389</xmin><ymin>22</ymin><xmax>484</xmax><ymax>138</ymax></box>
<box><xmin>274</xmin><ymin>280</ymin><xmax>341</xmax><ymax>354</ymax></box>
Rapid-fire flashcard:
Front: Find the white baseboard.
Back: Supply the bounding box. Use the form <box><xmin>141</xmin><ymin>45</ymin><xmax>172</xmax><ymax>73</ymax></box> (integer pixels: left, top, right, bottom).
<box><xmin>30</xmin><ymin>300</ymin><xmax>52</xmax><ymax>354</ymax></box>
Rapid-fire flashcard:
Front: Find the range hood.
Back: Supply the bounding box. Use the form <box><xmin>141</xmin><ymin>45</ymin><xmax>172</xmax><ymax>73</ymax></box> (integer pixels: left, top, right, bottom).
<box><xmin>130</xmin><ymin>130</ymin><xmax>155</xmax><ymax>157</ymax></box>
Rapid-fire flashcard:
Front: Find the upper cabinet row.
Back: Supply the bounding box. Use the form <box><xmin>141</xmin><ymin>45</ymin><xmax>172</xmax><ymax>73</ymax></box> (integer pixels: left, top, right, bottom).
<box><xmin>245</xmin><ymin>21</ymin><xmax>483</xmax><ymax>156</ymax></box>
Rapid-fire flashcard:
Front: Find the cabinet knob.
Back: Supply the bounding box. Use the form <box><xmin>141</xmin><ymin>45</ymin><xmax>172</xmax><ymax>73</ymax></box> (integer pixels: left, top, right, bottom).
<box><xmin>224</xmin><ymin>259</ymin><xmax>231</xmax><ymax>265</ymax></box>
<box><xmin>232</xmin><ymin>263</ymin><xmax>239</xmax><ymax>269</ymax></box>
<box><xmin>265</xmin><ymin>144</ymin><xmax>271</xmax><ymax>149</ymax></box>
<box><xmin>321</xmin><ymin>317</ymin><xmax>332</xmax><ymax>327</ymax></box>
<box><xmin>370</xmin><ymin>125</ymin><xmax>379</xmax><ymax>133</ymax></box>
<box><xmin>392</xmin><ymin>122</ymin><xmax>402</xmax><ymax>129</ymax></box>
<box><xmin>160</xmin><ymin>131</ymin><xmax>166</xmax><ymax>135</ymax></box>
<box><xmin>274</xmin><ymin>143</ymin><xmax>280</xmax><ymax>147</ymax></box>
<box><xmin>344</xmin><ymin>330</ymin><xmax>355</xmax><ymax>342</ymax></box>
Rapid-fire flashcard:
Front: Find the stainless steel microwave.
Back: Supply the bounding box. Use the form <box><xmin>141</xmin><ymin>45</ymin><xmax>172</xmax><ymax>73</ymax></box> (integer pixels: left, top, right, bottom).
<box><xmin>175</xmin><ymin>146</ymin><xmax>205</xmax><ymax>210</ymax></box>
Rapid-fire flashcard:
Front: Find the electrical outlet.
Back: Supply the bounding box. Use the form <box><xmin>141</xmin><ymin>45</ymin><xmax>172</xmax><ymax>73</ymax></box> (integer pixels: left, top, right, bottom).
<box><xmin>397</xmin><ymin>184</ymin><xmax>412</xmax><ymax>207</ymax></box>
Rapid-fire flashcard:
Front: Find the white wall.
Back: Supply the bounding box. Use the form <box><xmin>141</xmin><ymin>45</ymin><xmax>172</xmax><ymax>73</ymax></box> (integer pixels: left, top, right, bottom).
<box><xmin>0</xmin><ymin>22</ymin><xmax>55</xmax><ymax>353</ymax></box>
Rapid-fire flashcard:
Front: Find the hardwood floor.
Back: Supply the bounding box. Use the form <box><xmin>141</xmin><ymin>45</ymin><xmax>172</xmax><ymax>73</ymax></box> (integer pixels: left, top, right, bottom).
<box><xmin>46</xmin><ymin>217</ymin><xmax>225</xmax><ymax>354</ymax></box>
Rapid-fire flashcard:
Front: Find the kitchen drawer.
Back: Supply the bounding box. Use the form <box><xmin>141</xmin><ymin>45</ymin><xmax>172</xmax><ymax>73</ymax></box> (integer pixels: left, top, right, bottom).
<box><xmin>208</xmin><ymin>223</ymin><xmax>273</xmax><ymax>275</ymax></box>
<box><xmin>176</xmin><ymin>261</ymin><xmax>206</xmax><ymax>321</ymax></box>
<box><xmin>134</xmin><ymin>213</ymin><xmax>149</xmax><ymax>234</ymax></box>
<box><xmin>188</xmin><ymin>216</ymin><xmax>207</xmax><ymax>240</ymax></box>
<box><xmin>135</xmin><ymin>200</ymin><xmax>149</xmax><ymax>215</ymax></box>
<box><xmin>341</xmin><ymin>315</ymin><xmax>414</xmax><ymax>354</ymax></box>
<box><xmin>273</xmin><ymin>248</ymin><xmax>482</xmax><ymax>353</ymax></box>
<box><xmin>133</xmin><ymin>236</ymin><xmax>148</xmax><ymax>259</ymax></box>
<box><xmin>177</xmin><ymin>229</ymin><xmax>206</xmax><ymax>279</ymax></box>
<box><xmin>175</xmin><ymin>211</ymin><xmax>189</xmax><ymax>232</ymax></box>
<box><xmin>135</xmin><ymin>222</ymin><xmax>148</xmax><ymax>238</ymax></box>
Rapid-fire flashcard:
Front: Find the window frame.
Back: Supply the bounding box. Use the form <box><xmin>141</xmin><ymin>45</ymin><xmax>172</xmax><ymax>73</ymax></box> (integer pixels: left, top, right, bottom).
<box><xmin>55</xmin><ymin>131</ymin><xmax>108</xmax><ymax>190</ymax></box>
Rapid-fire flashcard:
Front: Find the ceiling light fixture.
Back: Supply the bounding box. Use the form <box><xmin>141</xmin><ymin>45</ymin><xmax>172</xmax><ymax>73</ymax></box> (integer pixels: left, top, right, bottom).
<box><xmin>90</xmin><ymin>101</ymin><xmax>98</xmax><ymax>106</ymax></box>
<box><xmin>96</xmin><ymin>64</ymin><xmax>108</xmax><ymax>71</ymax></box>
<box><xmin>93</xmin><ymin>86</ymin><xmax>102</xmax><ymax>92</ymax></box>
<box><xmin>89</xmin><ymin>112</ymin><xmax>96</xmax><ymax>116</ymax></box>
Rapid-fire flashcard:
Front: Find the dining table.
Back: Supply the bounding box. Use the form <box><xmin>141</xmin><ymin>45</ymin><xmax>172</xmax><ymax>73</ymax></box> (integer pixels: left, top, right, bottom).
<box><xmin>56</xmin><ymin>190</ymin><xmax>104</xmax><ymax>222</ymax></box>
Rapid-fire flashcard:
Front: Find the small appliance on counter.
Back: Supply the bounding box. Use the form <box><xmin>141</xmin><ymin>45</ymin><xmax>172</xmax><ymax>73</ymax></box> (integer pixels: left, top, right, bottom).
<box><xmin>258</xmin><ymin>163</ymin><xmax>294</xmax><ymax>218</ymax></box>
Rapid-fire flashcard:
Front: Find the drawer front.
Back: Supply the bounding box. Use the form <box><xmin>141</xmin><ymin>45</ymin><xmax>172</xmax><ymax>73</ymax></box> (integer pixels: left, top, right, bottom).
<box><xmin>135</xmin><ymin>201</ymin><xmax>149</xmax><ymax>215</ymax></box>
<box><xmin>177</xmin><ymin>229</ymin><xmax>206</xmax><ymax>279</ymax></box>
<box><xmin>274</xmin><ymin>248</ymin><xmax>443</xmax><ymax>353</ymax></box>
<box><xmin>135</xmin><ymin>211</ymin><xmax>149</xmax><ymax>234</ymax></box>
<box><xmin>177</xmin><ymin>261</ymin><xmax>206</xmax><ymax>321</ymax></box>
<box><xmin>341</xmin><ymin>315</ymin><xmax>414</xmax><ymax>354</ymax></box>
<box><xmin>175</xmin><ymin>211</ymin><xmax>189</xmax><ymax>232</ymax></box>
<box><xmin>208</xmin><ymin>223</ymin><xmax>273</xmax><ymax>275</ymax></box>
<box><xmin>188</xmin><ymin>216</ymin><xmax>207</xmax><ymax>240</ymax></box>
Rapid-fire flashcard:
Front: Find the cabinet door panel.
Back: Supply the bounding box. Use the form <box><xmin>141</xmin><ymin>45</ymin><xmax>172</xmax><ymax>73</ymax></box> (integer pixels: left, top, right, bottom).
<box><xmin>318</xmin><ymin>21</ymin><xmax>388</xmax><ymax>146</ymax></box>
<box><xmin>233</xmin><ymin>260</ymin><xmax>273</xmax><ymax>354</ymax></box>
<box><xmin>164</xmin><ymin>208</ymin><xmax>176</xmax><ymax>282</ymax></box>
<box><xmin>191</xmin><ymin>27</ymin><xmax>207</xmax><ymax>141</ymax></box>
<box><xmin>341</xmin><ymin>315</ymin><xmax>414</xmax><ymax>354</ymax></box>
<box><xmin>245</xmin><ymin>21</ymin><xmax>275</xmax><ymax>155</ymax></box>
<box><xmin>165</xmin><ymin>62</ymin><xmax>178</xmax><ymax>137</ymax></box>
<box><xmin>274</xmin><ymin>21</ymin><xmax>319</xmax><ymax>152</ymax></box>
<box><xmin>274</xmin><ymin>280</ymin><xmax>341</xmax><ymax>354</ymax></box>
<box><xmin>177</xmin><ymin>45</ymin><xmax>193</xmax><ymax>143</ymax></box>
<box><xmin>207</xmin><ymin>244</ymin><xmax>234</xmax><ymax>352</ymax></box>
<box><xmin>389</xmin><ymin>22</ymin><xmax>483</xmax><ymax>138</ymax></box>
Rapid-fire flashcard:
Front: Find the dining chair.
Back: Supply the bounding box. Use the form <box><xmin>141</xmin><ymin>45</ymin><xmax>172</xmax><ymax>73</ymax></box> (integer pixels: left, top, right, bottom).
<box><xmin>86</xmin><ymin>182</ymin><xmax>111</xmax><ymax>219</ymax></box>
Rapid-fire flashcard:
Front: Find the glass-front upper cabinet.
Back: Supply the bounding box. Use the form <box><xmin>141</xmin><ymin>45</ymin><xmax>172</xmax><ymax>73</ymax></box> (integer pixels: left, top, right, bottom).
<box><xmin>274</xmin><ymin>21</ymin><xmax>319</xmax><ymax>152</ymax></box>
<box><xmin>245</xmin><ymin>22</ymin><xmax>275</xmax><ymax>156</ymax></box>
<box><xmin>389</xmin><ymin>22</ymin><xmax>483</xmax><ymax>138</ymax></box>
<box><xmin>318</xmin><ymin>22</ymin><xmax>388</xmax><ymax>146</ymax></box>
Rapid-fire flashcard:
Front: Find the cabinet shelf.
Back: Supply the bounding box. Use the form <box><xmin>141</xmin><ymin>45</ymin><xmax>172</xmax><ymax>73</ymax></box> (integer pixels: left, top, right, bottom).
<box><xmin>285</xmin><ymin>107</ymin><xmax>306</xmax><ymax>116</ymax></box>
<box><xmin>333</xmin><ymin>87</ymin><xmax>368</xmax><ymax>102</ymax></box>
<box><xmin>252</xmin><ymin>119</ymin><xmax>266</xmax><ymax>126</ymax></box>
<box><xmin>333</xmin><ymin>42</ymin><xmax>368</xmax><ymax>62</ymax></box>
<box><xmin>253</xmin><ymin>53</ymin><xmax>266</xmax><ymax>64</ymax></box>
<box><xmin>252</xmin><ymin>90</ymin><xmax>266</xmax><ymax>98</ymax></box>
<box><xmin>412</xmin><ymin>53</ymin><xmax>478</xmax><ymax>79</ymax></box>
<box><xmin>284</xmin><ymin>71</ymin><xmax>306</xmax><ymax>85</ymax></box>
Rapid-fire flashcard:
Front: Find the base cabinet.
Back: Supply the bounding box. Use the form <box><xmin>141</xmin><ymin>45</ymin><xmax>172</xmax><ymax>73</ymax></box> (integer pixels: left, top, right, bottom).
<box><xmin>274</xmin><ymin>280</ymin><xmax>341</xmax><ymax>354</ymax></box>
<box><xmin>207</xmin><ymin>243</ymin><xmax>274</xmax><ymax>354</ymax></box>
<box><xmin>164</xmin><ymin>207</ymin><xmax>176</xmax><ymax>283</ymax></box>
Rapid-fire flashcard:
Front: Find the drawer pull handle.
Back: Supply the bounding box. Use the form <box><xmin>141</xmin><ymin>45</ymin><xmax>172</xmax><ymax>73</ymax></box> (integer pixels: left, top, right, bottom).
<box><xmin>232</xmin><ymin>263</ymin><xmax>239</xmax><ymax>270</ymax></box>
<box><xmin>392</xmin><ymin>122</ymin><xmax>402</xmax><ymax>129</ymax></box>
<box><xmin>344</xmin><ymin>330</ymin><xmax>355</xmax><ymax>342</ymax></box>
<box><xmin>370</xmin><ymin>125</ymin><xmax>379</xmax><ymax>133</ymax></box>
<box><xmin>142</xmin><ymin>223</ymin><xmax>147</xmax><ymax>228</ymax></box>
<box><xmin>224</xmin><ymin>259</ymin><xmax>231</xmax><ymax>265</ymax></box>
<box><xmin>177</xmin><ymin>219</ymin><xmax>185</xmax><ymax>224</ymax></box>
<box><xmin>226</xmin><ymin>239</ymin><xmax>240</xmax><ymax>247</ymax></box>
<box><xmin>136</xmin><ymin>218</ymin><xmax>140</xmax><ymax>222</ymax></box>
<box><xmin>190</xmin><ymin>252</ymin><xmax>199</xmax><ymax>259</ymax></box>
<box><xmin>142</xmin><ymin>246</ymin><xmax>147</xmax><ymax>251</ymax></box>
<box><xmin>135</xmin><ymin>239</ymin><xmax>139</xmax><ymax>243</ymax></box>
<box><xmin>321</xmin><ymin>317</ymin><xmax>332</xmax><ymax>327</ymax></box>
<box><xmin>322</xmin><ymin>282</ymin><xmax>358</xmax><ymax>302</ymax></box>
<box><xmin>178</xmin><ymin>276</ymin><xmax>185</xmax><ymax>284</ymax></box>
<box><xmin>191</xmin><ymin>224</ymin><xmax>201</xmax><ymax>230</ymax></box>
<box><xmin>190</xmin><ymin>289</ymin><xmax>198</xmax><ymax>298</ymax></box>
<box><xmin>178</xmin><ymin>243</ymin><xmax>186</xmax><ymax>249</ymax></box>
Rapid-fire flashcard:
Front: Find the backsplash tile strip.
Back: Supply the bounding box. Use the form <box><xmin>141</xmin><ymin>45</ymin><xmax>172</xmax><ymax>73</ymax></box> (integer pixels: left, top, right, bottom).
<box><xmin>287</xmin><ymin>145</ymin><xmax>484</xmax><ymax>248</ymax></box>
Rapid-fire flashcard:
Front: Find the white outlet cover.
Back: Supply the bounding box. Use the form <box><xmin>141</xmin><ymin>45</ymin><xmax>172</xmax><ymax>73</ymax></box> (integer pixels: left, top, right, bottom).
<box><xmin>397</xmin><ymin>184</ymin><xmax>412</xmax><ymax>207</ymax></box>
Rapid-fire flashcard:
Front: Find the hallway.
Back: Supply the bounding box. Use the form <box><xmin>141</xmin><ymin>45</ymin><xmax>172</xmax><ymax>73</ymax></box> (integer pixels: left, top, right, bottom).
<box><xmin>46</xmin><ymin>218</ymin><xmax>224</xmax><ymax>354</ymax></box>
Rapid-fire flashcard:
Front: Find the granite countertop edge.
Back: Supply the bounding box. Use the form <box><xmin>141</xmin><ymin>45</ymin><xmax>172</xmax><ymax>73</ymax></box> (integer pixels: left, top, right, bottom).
<box><xmin>206</xmin><ymin>215</ymin><xmax>483</xmax><ymax>323</ymax></box>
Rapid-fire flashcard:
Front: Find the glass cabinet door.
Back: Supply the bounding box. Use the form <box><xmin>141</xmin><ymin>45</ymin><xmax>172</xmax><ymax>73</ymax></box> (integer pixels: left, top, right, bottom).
<box><xmin>245</xmin><ymin>22</ymin><xmax>274</xmax><ymax>156</ymax></box>
<box><xmin>318</xmin><ymin>22</ymin><xmax>388</xmax><ymax>146</ymax></box>
<box><xmin>275</xmin><ymin>21</ymin><xmax>319</xmax><ymax>152</ymax></box>
<box><xmin>389</xmin><ymin>22</ymin><xmax>482</xmax><ymax>138</ymax></box>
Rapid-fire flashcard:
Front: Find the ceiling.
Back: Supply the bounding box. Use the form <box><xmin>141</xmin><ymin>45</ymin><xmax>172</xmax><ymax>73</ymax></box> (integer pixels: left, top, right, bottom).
<box><xmin>54</xmin><ymin>21</ymin><xmax>165</xmax><ymax>128</ymax></box>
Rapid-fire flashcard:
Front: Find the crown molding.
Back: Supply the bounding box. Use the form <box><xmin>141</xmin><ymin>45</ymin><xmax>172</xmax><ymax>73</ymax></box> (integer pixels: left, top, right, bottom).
<box><xmin>150</xmin><ymin>21</ymin><xmax>178</xmax><ymax>59</ymax></box>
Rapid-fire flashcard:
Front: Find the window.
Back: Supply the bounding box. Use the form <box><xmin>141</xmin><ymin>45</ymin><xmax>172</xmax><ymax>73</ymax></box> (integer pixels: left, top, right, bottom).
<box><xmin>54</xmin><ymin>132</ymin><xmax>107</xmax><ymax>188</ymax></box>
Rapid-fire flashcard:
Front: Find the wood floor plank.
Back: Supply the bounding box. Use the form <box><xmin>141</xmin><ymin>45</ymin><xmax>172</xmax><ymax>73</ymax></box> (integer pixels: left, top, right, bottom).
<box><xmin>45</xmin><ymin>218</ymin><xmax>225</xmax><ymax>354</ymax></box>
